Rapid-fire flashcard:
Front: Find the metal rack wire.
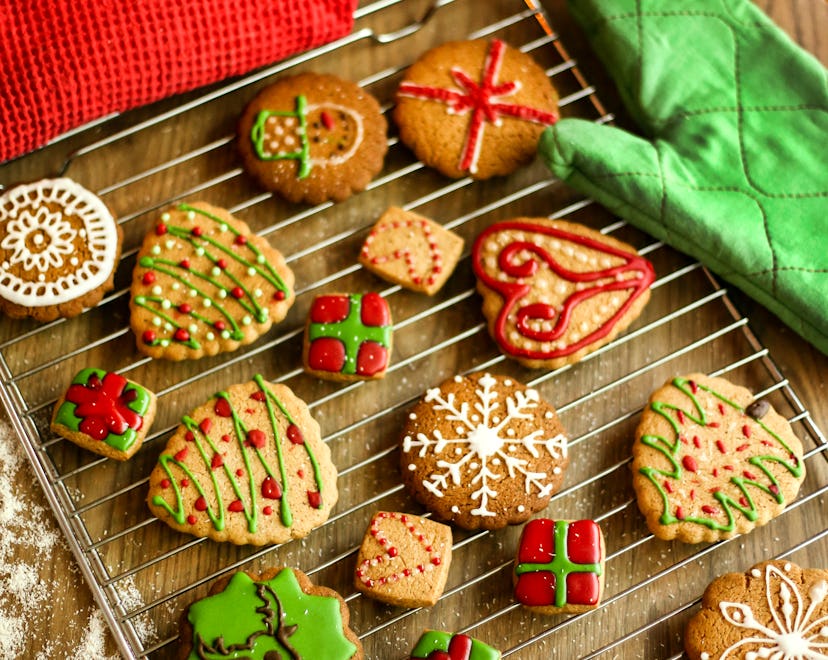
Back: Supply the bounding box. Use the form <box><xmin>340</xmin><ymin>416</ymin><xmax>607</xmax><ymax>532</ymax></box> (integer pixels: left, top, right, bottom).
<box><xmin>1</xmin><ymin>1</ymin><xmax>826</xmax><ymax>658</ymax></box>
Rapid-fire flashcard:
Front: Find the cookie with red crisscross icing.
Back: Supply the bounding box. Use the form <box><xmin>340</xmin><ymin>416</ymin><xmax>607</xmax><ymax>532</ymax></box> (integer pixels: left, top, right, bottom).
<box><xmin>394</xmin><ymin>39</ymin><xmax>558</xmax><ymax>179</ymax></box>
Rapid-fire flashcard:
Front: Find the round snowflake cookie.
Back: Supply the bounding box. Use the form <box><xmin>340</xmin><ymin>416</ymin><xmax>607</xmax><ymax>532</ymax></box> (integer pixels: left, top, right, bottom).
<box><xmin>0</xmin><ymin>178</ymin><xmax>122</xmax><ymax>321</ymax></box>
<box><xmin>685</xmin><ymin>560</ymin><xmax>828</xmax><ymax>660</ymax></box>
<box><xmin>400</xmin><ymin>373</ymin><xmax>568</xmax><ymax>530</ymax></box>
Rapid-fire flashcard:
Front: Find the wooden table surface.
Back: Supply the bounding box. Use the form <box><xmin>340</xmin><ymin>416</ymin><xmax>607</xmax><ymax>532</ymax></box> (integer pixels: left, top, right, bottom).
<box><xmin>1</xmin><ymin>1</ymin><xmax>826</xmax><ymax>658</ymax></box>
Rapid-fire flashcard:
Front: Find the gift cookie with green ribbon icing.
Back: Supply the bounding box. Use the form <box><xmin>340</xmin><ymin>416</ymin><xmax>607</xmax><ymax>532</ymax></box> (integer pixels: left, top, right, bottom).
<box><xmin>303</xmin><ymin>292</ymin><xmax>393</xmax><ymax>381</ymax></box>
<box><xmin>237</xmin><ymin>72</ymin><xmax>388</xmax><ymax>205</ymax></box>
<box><xmin>51</xmin><ymin>368</ymin><xmax>156</xmax><ymax>461</ymax></box>
<box><xmin>408</xmin><ymin>630</ymin><xmax>500</xmax><ymax>660</ymax></box>
<box><xmin>632</xmin><ymin>373</ymin><xmax>805</xmax><ymax>544</ymax></box>
<box><xmin>179</xmin><ymin>567</ymin><xmax>362</xmax><ymax>660</ymax></box>
<box><xmin>513</xmin><ymin>518</ymin><xmax>605</xmax><ymax>615</ymax></box>
<box><xmin>129</xmin><ymin>202</ymin><xmax>294</xmax><ymax>361</ymax></box>
<box><xmin>147</xmin><ymin>375</ymin><xmax>337</xmax><ymax>546</ymax></box>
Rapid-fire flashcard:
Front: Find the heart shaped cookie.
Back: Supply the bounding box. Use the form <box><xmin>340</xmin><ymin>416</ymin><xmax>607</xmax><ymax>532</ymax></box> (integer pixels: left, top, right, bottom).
<box><xmin>359</xmin><ymin>207</ymin><xmax>464</xmax><ymax>295</ymax></box>
<box><xmin>129</xmin><ymin>202</ymin><xmax>294</xmax><ymax>361</ymax></box>
<box><xmin>354</xmin><ymin>511</ymin><xmax>452</xmax><ymax>608</ymax></box>
<box><xmin>472</xmin><ymin>217</ymin><xmax>654</xmax><ymax>369</ymax></box>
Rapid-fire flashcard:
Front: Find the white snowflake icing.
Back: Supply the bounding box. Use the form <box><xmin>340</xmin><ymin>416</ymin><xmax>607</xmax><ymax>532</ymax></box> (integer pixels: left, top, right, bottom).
<box><xmin>403</xmin><ymin>373</ymin><xmax>566</xmax><ymax>518</ymax></box>
<box><xmin>1</xmin><ymin>205</ymin><xmax>76</xmax><ymax>272</ymax></box>
<box><xmin>714</xmin><ymin>563</ymin><xmax>828</xmax><ymax>659</ymax></box>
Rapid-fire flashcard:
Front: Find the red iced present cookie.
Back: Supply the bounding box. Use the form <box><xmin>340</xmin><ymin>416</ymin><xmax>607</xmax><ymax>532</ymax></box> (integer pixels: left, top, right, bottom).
<box><xmin>409</xmin><ymin>630</ymin><xmax>500</xmax><ymax>660</ymax></box>
<box><xmin>359</xmin><ymin>207</ymin><xmax>464</xmax><ymax>296</ymax></box>
<box><xmin>51</xmin><ymin>368</ymin><xmax>156</xmax><ymax>461</ymax></box>
<box><xmin>303</xmin><ymin>292</ymin><xmax>393</xmax><ymax>381</ymax></box>
<box><xmin>513</xmin><ymin>518</ymin><xmax>605</xmax><ymax>614</ymax></box>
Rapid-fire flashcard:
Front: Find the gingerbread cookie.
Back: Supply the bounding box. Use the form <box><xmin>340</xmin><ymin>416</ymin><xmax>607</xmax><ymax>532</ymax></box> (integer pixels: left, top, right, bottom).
<box><xmin>632</xmin><ymin>373</ymin><xmax>805</xmax><ymax>544</ymax></box>
<box><xmin>51</xmin><ymin>368</ymin><xmax>156</xmax><ymax>461</ymax></box>
<box><xmin>400</xmin><ymin>373</ymin><xmax>568</xmax><ymax>531</ymax></box>
<box><xmin>179</xmin><ymin>567</ymin><xmax>362</xmax><ymax>660</ymax></box>
<box><xmin>394</xmin><ymin>39</ymin><xmax>558</xmax><ymax>179</ymax></box>
<box><xmin>408</xmin><ymin>631</ymin><xmax>500</xmax><ymax>660</ymax></box>
<box><xmin>472</xmin><ymin>218</ymin><xmax>654</xmax><ymax>369</ymax></box>
<box><xmin>129</xmin><ymin>202</ymin><xmax>294</xmax><ymax>361</ymax></box>
<box><xmin>0</xmin><ymin>178</ymin><xmax>122</xmax><ymax>321</ymax></box>
<box><xmin>237</xmin><ymin>72</ymin><xmax>388</xmax><ymax>204</ymax></box>
<box><xmin>685</xmin><ymin>560</ymin><xmax>828</xmax><ymax>660</ymax></box>
<box><xmin>513</xmin><ymin>519</ymin><xmax>605</xmax><ymax>615</ymax></box>
<box><xmin>359</xmin><ymin>207</ymin><xmax>464</xmax><ymax>296</ymax></box>
<box><xmin>354</xmin><ymin>511</ymin><xmax>452</xmax><ymax>608</ymax></box>
<box><xmin>147</xmin><ymin>375</ymin><xmax>337</xmax><ymax>545</ymax></box>
<box><xmin>303</xmin><ymin>292</ymin><xmax>393</xmax><ymax>381</ymax></box>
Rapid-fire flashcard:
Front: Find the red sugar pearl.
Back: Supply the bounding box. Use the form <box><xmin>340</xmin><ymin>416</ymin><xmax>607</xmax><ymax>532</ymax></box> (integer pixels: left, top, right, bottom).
<box><xmin>142</xmin><ymin>271</ymin><xmax>156</xmax><ymax>285</ymax></box>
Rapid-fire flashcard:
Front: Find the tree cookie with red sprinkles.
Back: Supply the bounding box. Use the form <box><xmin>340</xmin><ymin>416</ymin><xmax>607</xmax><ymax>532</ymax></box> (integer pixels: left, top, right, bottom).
<box><xmin>147</xmin><ymin>375</ymin><xmax>337</xmax><ymax>546</ymax></box>
<box><xmin>632</xmin><ymin>373</ymin><xmax>805</xmax><ymax>544</ymax></box>
<box><xmin>237</xmin><ymin>72</ymin><xmax>388</xmax><ymax>205</ymax></box>
<box><xmin>129</xmin><ymin>202</ymin><xmax>294</xmax><ymax>361</ymax></box>
<box><xmin>394</xmin><ymin>39</ymin><xmax>558</xmax><ymax>180</ymax></box>
<box><xmin>472</xmin><ymin>217</ymin><xmax>654</xmax><ymax>369</ymax></box>
<box><xmin>354</xmin><ymin>511</ymin><xmax>453</xmax><ymax>608</ymax></box>
<box><xmin>51</xmin><ymin>368</ymin><xmax>156</xmax><ymax>461</ymax></box>
<box><xmin>359</xmin><ymin>207</ymin><xmax>464</xmax><ymax>296</ymax></box>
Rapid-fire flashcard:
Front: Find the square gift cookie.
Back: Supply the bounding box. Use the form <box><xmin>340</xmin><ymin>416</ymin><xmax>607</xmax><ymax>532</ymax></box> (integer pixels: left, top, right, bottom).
<box><xmin>513</xmin><ymin>518</ymin><xmax>605</xmax><ymax>614</ymax></box>
<box><xmin>354</xmin><ymin>511</ymin><xmax>452</xmax><ymax>608</ymax></box>
<box><xmin>359</xmin><ymin>207</ymin><xmax>464</xmax><ymax>295</ymax></box>
<box><xmin>303</xmin><ymin>292</ymin><xmax>393</xmax><ymax>381</ymax></box>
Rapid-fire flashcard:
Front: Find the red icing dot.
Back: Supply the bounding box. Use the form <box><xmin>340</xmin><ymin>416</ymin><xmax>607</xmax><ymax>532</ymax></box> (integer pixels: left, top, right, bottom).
<box><xmin>231</xmin><ymin>286</ymin><xmax>245</xmax><ymax>299</ymax></box>
<box><xmin>181</xmin><ymin>479</ymin><xmax>189</xmax><ymax>487</ymax></box>
<box><xmin>360</xmin><ymin>292</ymin><xmax>390</xmax><ymax>326</ymax></box>
<box><xmin>273</xmin><ymin>290</ymin><xmax>286</xmax><ymax>301</ymax></box>
<box><xmin>217</xmin><ymin>258</ymin><xmax>228</xmax><ymax>269</ymax></box>
<box><xmin>431</xmin><ymin>557</ymin><xmax>441</xmax><ymax>566</ymax></box>
<box><xmin>307</xmin><ymin>491</ymin><xmax>321</xmax><ymax>508</ymax></box>
<box><xmin>246</xmin><ymin>429</ymin><xmax>266</xmax><ymax>449</ymax></box>
<box><xmin>174</xmin><ymin>447</ymin><xmax>188</xmax><ymax>461</ymax></box>
<box><xmin>174</xmin><ymin>328</ymin><xmax>190</xmax><ymax>342</ymax></box>
<box><xmin>236</xmin><ymin>468</ymin><xmax>244</xmax><ymax>477</ymax></box>
<box><xmin>178</xmin><ymin>303</ymin><xmax>192</xmax><ymax>314</ymax></box>
<box><xmin>179</xmin><ymin>259</ymin><xmax>190</xmax><ymax>270</ymax></box>
<box><xmin>702</xmin><ymin>505</ymin><xmax>718</xmax><ymax>515</ymax></box>
<box><xmin>185</xmin><ymin>430</ymin><xmax>195</xmax><ymax>442</ymax></box>
<box><xmin>263</xmin><ymin>506</ymin><xmax>273</xmax><ymax>516</ymax></box>
<box><xmin>234</xmin><ymin>234</ymin><xmax>247</xmax><ymax>246</ymax></box>
<box><xmin>191</xmin><ymin>226</ymin><xmax>203</xmax><ymax>237</ymax></box>
<box><xmin>388</xmin><ymin>546</ymin><xmax>398</xmax><ymax>557</ymax></box>
<box><xmin>250</xmin><ymin>391</ymin><xmax>266</xmax><ymax>402</ymax></box>
<box><xmin>187</xmin><ymin>514</ymin><xmax>197</xmax><ymax>525</ymax></box>
<box><xmin>142</xmin><ymin>271</ymin><xmax>156</xmax><ymax>285</ymax></box>
<box><xmin>214</xmin><ymin>320</ymin><xmax>226</xmax><ymax>331</ymax></box>
<box><xmin>676</xmin><ymin>506</ymin><xmax>685</xmax><ymax>520</ymax></box>
<box><xmin>221</xmin><ymin>434</ymin><xmax>231</xmax><ymax>443</ymax></box>
<box><xmin>160</xmin><ymin>479</ymin><xmax>170</xmax><ymax>489</ymax></box>
<box><xmin>155</xmin><ymin>223</ymin><xmax>168</xmax><ymax>236</ymax></box>
<box><xmin>682</xmin><ymin>456</ymin><xmax>698</xmax><ymax>473</ymax></box>
<box><xmin>210</xmin><ymin>453</ymin><xmax>223</xmax><ymax>469</ymax></box>
<box><xmin>214</xmin><ymin>398</ymin><xmax>233</xmax><ymax>417</ymax></box>
<box><xmin>199</xmin><ymin>418</ymin><xmax>212</xmax><ymax>434</ymax></box>
<box><xmin>287</xmin><ymin>424</ymin><xmax>304</xmax><ymax>445</ymax></box>
<box><xmin>142</xmin><ymin>330</ymin><xmax>156</xmax><ymax>344</ymax></box>
<box><xmin>262</xmin><ymin>476</ymin><xmax>282</xmax><ymax>499</ymax></box>
<box><xmin>228</xmin><ymin>500</ymin><xmax>244</xmax><ymax>513</ymax></box>
<box><xmin>195</xmin><ymin>496</ymin><xmax>208</xmax><ymax>511</ymax></box>
<box><xmin>308</xmin><ymin>337</ymin><xmax>346</xmax><ymax>373</ymax></box>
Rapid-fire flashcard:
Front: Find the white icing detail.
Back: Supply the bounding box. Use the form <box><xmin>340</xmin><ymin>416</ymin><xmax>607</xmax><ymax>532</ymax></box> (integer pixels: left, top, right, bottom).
<box><xmin>306</xmin><ymin>103</ymin><xmax>365</xmax><ymax>168</ymax></box>
<box><xmin>0</xmin><ymin>179</ymin><xmax>118</xmax><ymax>307</ymax></box>
<box><xmin>404</xmin><ymin>373</ymin><xmax>567</xmax><ymax>518</ymax></box>
<box><xmin>717</xmin><ymin>564</ymin><xmax>828</xmax><ymax>658</ymax></box>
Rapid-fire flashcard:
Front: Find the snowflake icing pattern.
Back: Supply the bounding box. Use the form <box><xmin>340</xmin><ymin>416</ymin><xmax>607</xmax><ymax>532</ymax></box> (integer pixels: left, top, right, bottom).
<box><xmin>716</xmin><ymin>563</ymin><xmax>828</xmax><ymax>659</ymax></box>
<box><xmin>403</xmin><ymin>374</ymin><xmax>567</xmax><ymax>518</ymax></box>
<box><xmin>1</xmin><ymin>205</ymin><xmax>77</xmax><ymax>272</ymax></box>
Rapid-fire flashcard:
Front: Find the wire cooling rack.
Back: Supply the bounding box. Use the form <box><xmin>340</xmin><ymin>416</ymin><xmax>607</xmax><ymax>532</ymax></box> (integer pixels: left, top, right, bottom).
<box><xmin>1</xmin><ymin>1</ymin><xmax>826</xmax><ymax>658</ymax></box>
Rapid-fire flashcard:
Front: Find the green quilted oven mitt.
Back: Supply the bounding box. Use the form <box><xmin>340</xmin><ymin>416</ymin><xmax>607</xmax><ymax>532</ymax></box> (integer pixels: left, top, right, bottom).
<box><xmin>539</xmin><ymin>0</ymin><xmax>828</xmax><ymax>354</ymax></box>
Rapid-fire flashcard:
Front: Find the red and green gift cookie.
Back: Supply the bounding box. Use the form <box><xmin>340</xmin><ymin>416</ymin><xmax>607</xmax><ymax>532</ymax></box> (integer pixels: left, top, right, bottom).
<box><xmin>513</xmin><ymin>518</ymin><xmax>605</xmax><ymax>614</ymax></box>
<box><xmin>51</xmin><ymin>368</ymin><xmax>157</xmax><ymax>461</ymax></box>
<box><xmin>303</xmin><ymin>292</ymin><xmax>393</xmax><ymax>381</ymax></box>
<box><xmin>409</xmin><ymin>630</ymin><xmax>500</xmax><ymax>660</ymax></box>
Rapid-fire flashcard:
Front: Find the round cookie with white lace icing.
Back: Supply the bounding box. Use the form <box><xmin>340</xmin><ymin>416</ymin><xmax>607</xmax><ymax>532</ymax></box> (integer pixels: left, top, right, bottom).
<box><xmin>0</xmin><ymin>178</ymin><xmax>122</xmax><ymax>321</ymax></box>
<box><xmin>237</xmin><ymin>72</ymin><xmax>388</xmax><ymax>204</ymax></box>
<box><xmin>400</xmin><ymin>372</ymin><xmax>568</xmax><ymax>530</ymax></box>
<box><xmin>684</xmin><ymin>560</ymin><xmax>828</xmax><ymax>660</ymax></box>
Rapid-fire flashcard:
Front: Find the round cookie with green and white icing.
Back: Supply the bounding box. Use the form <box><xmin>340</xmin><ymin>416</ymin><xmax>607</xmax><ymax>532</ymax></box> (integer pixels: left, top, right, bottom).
<box><xmin>179</xmin><ymin>567</ymin><xmax>362</xmax><ymax>660</ymax></box>
<box><xmin>0</xmin><ymin>178</ymin><xmax>122</xmax><ymax>322</ymax></box>
<box><xmin>147</xmin><ymin>375</ymin><xmax>337</xmax><ymax>546</ymax></box>
<box><xmin>632</xmin><ymin>373</ymin><xmax>805</xmax><ymax>544</ymax></box>
<box><xmin>129</xmin><ymin>202</ymin><xmax>294</xmax><ymax>361</ymax></box>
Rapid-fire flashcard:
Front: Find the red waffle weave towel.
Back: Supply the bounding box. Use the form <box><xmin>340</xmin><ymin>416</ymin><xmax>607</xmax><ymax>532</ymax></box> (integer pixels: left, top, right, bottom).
<box><xmin>0</xmin><ymin>0</ymin><xmax>358</xmax><ymax>163</ymax></box>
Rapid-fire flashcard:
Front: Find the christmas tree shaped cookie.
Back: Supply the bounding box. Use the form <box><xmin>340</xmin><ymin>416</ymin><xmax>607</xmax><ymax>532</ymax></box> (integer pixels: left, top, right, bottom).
<box><xmin>632</xmin><ymin>373</ymin><xmax>806</xmax><ymax>543</ymax></box>
<box><xmin>180</xmin><ymin>568</ymin><xmax>362</xmax><ymax>659</ymax></box>
<box><xmin>129</xmin><ymin>202</ymin><xmax>295</xmax><ymax>361</ymax></box>
<box><xmin>147</xmin><ymin>375</ymin><xmax>337</xmax><ymax>546</ymax></box>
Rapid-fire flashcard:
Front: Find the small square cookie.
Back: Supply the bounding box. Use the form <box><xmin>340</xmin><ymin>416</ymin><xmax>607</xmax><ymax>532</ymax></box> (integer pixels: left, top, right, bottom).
<box><xmin>51</xmin><ymin>368</ymin><xmax>156</xmax><ymax>461</ymax></box>
<box><xmin>354</xmin><ymin>511</ymin><xmax>452</xmax><ymax>608</ymax></box>
<box><xmin>513</xmin><ymin>518</ymin><xmax>605</xmax><ymax>614</ymax></box>
<box><xmin>359</xmin><ymin>207</ymin><xmax>464</xmax><ymax>295</ymax></box>
<box><xmin>303</xmin><ymin>292</ymin><xmax>393</xmax><ymax>381</ymax></box>
<box><xmin>409</xmin><ymin>630</ymin><xmax>501</xmax><ymax>659</ymax></box>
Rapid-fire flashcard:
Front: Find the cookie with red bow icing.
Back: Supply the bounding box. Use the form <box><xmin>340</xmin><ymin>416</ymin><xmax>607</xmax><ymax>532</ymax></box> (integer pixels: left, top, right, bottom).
<box><xmin>472</xmin><ymin>217</ymin><xmax>654</xmax><ymax>369</ymax></box>
<box><xmin>394</xmin><ymin>39</ymin><xmax>558</xmax><ymax>180</ymax></box>
<box><xmin>129</xmin><ymin>202</ymin><xmax>294</xmax><ymax>361</ymax></box>
<box><xmin>408</xmin><ymin>630</ymin><xmax>500</xmax><ymax>660</ymax></box>
<box><xmin>237</xmin><ymin>72</ymin><xmax>388</xmax><ymax>204</ymax></box>
<box><xmin>147</xmin><ymin>375</ymin><xmax>337</xmax><ymax>545</ymax></box>
<box><xmin>51</xmin><ymin>368</ymin><xmax>156</xmax><ymax>461</ymax></box>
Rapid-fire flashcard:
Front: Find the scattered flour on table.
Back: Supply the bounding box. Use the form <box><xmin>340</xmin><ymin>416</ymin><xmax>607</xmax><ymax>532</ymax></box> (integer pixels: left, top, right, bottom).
<box><xmin>0</xmin><ymin>419</ymin><xmax>119</xmax><ymax>658</ymax></box>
